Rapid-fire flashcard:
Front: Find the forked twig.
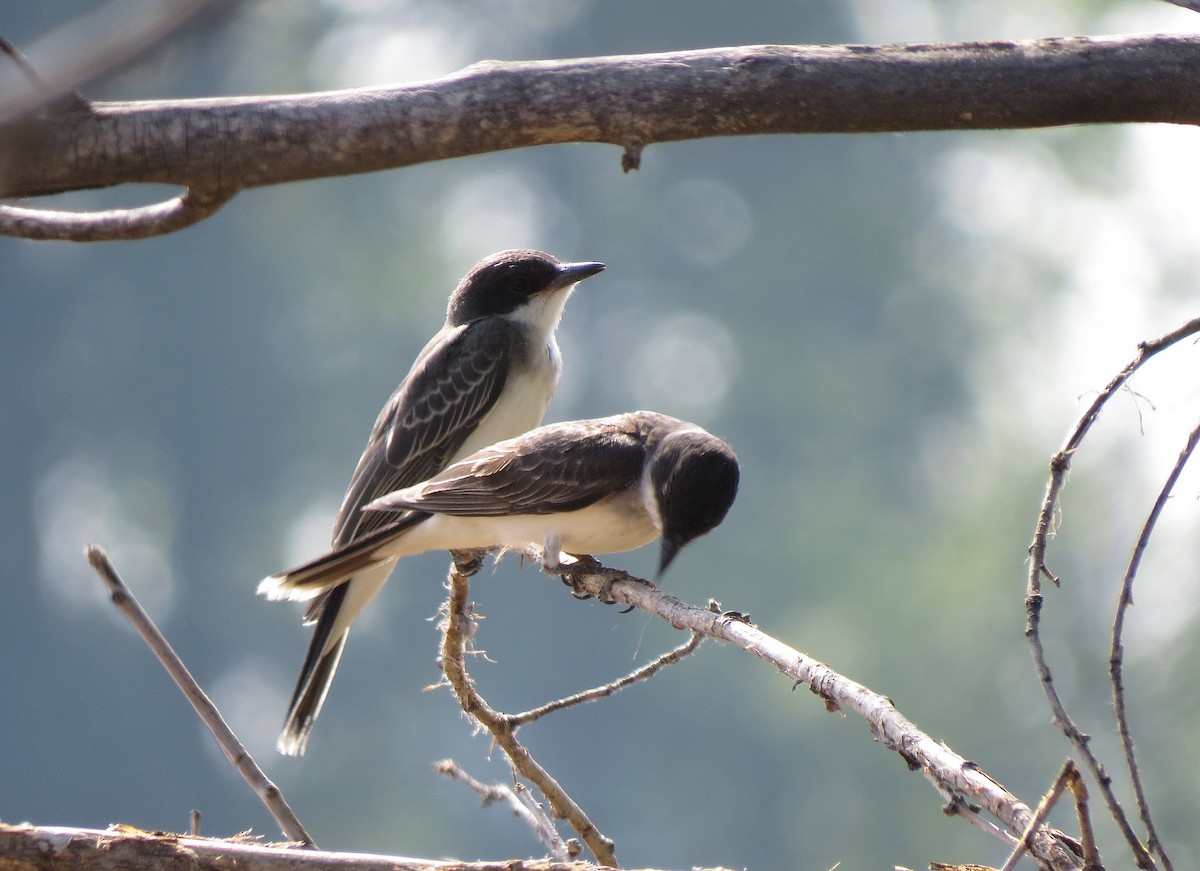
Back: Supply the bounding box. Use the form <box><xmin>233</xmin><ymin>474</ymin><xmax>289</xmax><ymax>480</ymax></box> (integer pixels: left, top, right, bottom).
<box><xmin>1025</xmin><ymin>315</ymin><xmax>1200</xmax><ymax>869</ymax></box>
<box><xmin>1108</xmin><ymin>422</ymin><xmax>1200</xmax><ymax>871</ymax></box>
<box><xmin>439</xmin><ymin>563</ymin><xmax>618</xmax><ymax>867</ymax></box>
<box><xmin>84</xmin><ymin>544</ymin><xmax>315</xmax><ymax>848</ymax></box>
<box><xmin>434</xmin><ymin>759</ymin><xmax>575</xmax><ymax>861</ymax></box>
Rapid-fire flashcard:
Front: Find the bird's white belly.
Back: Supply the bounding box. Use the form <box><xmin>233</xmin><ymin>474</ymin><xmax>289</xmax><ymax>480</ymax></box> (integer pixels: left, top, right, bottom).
<box><xmin>380</xmin><ymin>493</ymin><xmax>660</xmax><ymax>560</ymax></box>
<box><xmin>450</xmin><ymin>342</ymin><xmax>560</xmax><ymax>462</ymax></box>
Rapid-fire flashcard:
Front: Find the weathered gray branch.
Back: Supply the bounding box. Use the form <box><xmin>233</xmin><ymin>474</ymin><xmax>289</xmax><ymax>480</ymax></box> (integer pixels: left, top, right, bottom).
<box><xmin>0</xmin><ymin>823</ymin><xmax>734</xmax><ymax>871</ymax></box>
<box><xmin>1</xmin><ymin>33</ymin><xmax>1198</xmax><ymax>206</ymax></box>
<box><xmin>555</xmin><ymin>560</ymin><xmax>1083</xmax><ymax>871</ymax></box>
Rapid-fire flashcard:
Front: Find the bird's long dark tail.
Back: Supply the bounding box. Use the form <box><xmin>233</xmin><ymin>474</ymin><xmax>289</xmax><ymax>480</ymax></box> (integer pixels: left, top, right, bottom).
<box><xmin>277</xmin><ymin>583</ymin><xmax>350</xmax><ymax>756</ymax></box>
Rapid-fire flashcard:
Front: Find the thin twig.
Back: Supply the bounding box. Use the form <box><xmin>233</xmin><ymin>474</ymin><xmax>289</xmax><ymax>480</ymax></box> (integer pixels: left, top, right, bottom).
<box><xmin>439</xmin><ymin>564</ymin><xmax>618</xmax><ymax>868</ymax></box>
<box><xmin>84</xmin><ymin>544</ymin><xmax>315</xmax><ymax>848</ymax></box>
<box><xmin>508</xmin><ymin>631</ymin><xmax>703</xmax><ymax>726</ymax></box>
<box><xmin>0</xmin><ymin>187</ymin><xmax>234</xmax><ymax>242</ymax></box>
<box><xmin>998</xmin><ymin>760</ymin><xmax>1077</xmax><ymax>871</ymax></box>
<box><xmin>434</xmin><ymin>759</ymin><xmax>574</xmax><ymax>862</ymax></box>
<box><xmin>1108</xmin><ymin>423</ymin><xmax>1200</xmax><ymax>871</ymax></box>
<box><xmin>1025</xmin><ymin>315</ymin><xmax>1200</xmax><ymax>870</ymax></box>
<box><xmin>1066</xmin><ymin>766</ymin><xmax>1103</xmax><ymax>871</ymax></box>
<box><xmin>925</xmin><ymin>772</ymin><xmax>1020</xmax><ymax>850</ymax></box>
<box><xmin>555</xmin><ymin>563</ymin><xmax>1082</xmax><ymax>871</ymax></box>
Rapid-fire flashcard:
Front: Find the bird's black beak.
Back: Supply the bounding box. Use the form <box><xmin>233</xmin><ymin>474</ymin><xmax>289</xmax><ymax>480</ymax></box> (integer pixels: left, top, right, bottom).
<box><xmin>656</xmin><ymin>537</ymin><xmax>682</xmax><ymax>577</ymax></box>
<box><xmin>554</xmin><ymin>261</ymin><xmax>605</xmax><ymax>289</ymax></box>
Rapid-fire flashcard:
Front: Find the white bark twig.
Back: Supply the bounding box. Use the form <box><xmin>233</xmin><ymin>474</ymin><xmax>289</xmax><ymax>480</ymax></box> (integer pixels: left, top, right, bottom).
<box><xmin>84</xmin><ymin>544</ymin><xmax>315</xmax><ymax>848</ymax></box>
<box><xmin>555</xmin><ymin>561</ymin><xmax>1082</xmax><ymax>871</ymax></box>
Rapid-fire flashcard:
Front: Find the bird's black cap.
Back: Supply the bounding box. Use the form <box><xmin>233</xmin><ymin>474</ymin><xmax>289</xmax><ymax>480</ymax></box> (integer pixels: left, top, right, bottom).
<box><xmin>448</xmin><ymin>249</ymin><xmax>604</xmax><ymax>324</ymax></box>
<box><xmin>650</xmin><ymin>429</ymin><xmax>740</xmax><ymax>575</ymax></box>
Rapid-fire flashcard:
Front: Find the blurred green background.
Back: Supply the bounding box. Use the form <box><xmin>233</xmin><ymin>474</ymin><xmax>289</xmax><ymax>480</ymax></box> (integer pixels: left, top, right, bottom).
<box><xmin>5</xmin><ymin>2</ymin><xmax>1200</xmax><ymax>868</ymax></box>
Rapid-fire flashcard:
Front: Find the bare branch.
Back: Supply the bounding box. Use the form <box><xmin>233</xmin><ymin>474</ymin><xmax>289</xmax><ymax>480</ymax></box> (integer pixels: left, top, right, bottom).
<box><xmin>1024</xmin><ymin>315</ymin><xmax>1200</xmax><ymax>870</ymax></box>
<box><xmin>1109</xmin><ymin>421</ymin><xmax>1200</xmax><ymax>871</ymax></box>
<box><xmin>508</xmin><ymin>629</ymin><xmax>703</xmax><ymax>726</ymax></box>
<box><xmin>0</xmin><ymin>0</ymin><xmax>235</xmax><ymax>125</ymax></box>
<box><xmin>1067</xmin><ymin>769</ymin><xmax>1104</xmax><ymax>871</ymax></box>
<box><xmin>0</xmin><ymin>187</ymin><xmax>234</xmax><ymax>241</ymax></box>
<box><xmin>4</xmin><ymin>34</ymin><xmax>1200</xmax><ymax>210</ymax></box>
<box><xmin>439</xmin><ymin>564</ymin><xmax>618</xmax><ymax>868</ymax></box>
<box><xmin>1</xmin><ymin>822</ymin><xmax>731</xmax><ymax>871</ymax></box>
<box><xmin>434</xmin><ymin>759</ymin><xmax>575</xmax><ymax>862</ymax></box>
<box><xmin>555</xmin><ymin>561</ymin><xmax>1082</xmax><ymax>871</ymax></box>
<box><xmin>84</xmin><ymin>545</ymin><xmax>315</xmax><ymax>848</ymax></box>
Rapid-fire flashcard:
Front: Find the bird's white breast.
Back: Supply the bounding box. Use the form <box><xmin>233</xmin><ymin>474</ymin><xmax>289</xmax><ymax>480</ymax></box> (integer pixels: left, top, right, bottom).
<box><xmin>451</xmin><ymin>334</ymin><xmax>561</xmax><ymax>462</ymax></box>
<box><xmin>374</xmin><ymin>489</ymin><xmax>659</xmax><ymax>561</ymax></box>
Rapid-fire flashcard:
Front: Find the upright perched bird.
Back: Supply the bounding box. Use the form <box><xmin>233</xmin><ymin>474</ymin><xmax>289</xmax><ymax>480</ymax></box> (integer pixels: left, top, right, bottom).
<box><xmin>272</xmin><ymin>249</ymin><xmax>604</xmax><ymax>756</ymax></box>
<box><xmin>260</xmin><ymin>410</ymin><xmax>740</xmax><ymax>610</ymax></box>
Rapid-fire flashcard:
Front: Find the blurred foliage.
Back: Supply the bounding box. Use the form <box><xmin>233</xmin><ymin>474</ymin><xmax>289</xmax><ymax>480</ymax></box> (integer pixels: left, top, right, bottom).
<box><xmin>4</xmin><ymin>2</ymin><xmax>1200</xmax><ymax>869</ymax></box>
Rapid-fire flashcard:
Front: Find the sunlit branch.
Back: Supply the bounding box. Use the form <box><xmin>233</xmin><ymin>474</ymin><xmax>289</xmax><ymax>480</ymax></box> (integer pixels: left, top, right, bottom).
<box><xmin>555</xmin><ymin>560</ymin><xmax>1082</xmax><ymax>871</ymax></box>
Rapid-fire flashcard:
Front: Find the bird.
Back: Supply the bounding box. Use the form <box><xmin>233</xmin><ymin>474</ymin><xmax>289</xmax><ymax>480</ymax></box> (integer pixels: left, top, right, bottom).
<box><xmin>260</xmin><ymin>410</ymin><xmax>740</xmax><ymax>613</ymax></box>
<box><xmin>269</xmin><ymin>249</ymin><xmax>604</xmax><ymax>756</ymax></box>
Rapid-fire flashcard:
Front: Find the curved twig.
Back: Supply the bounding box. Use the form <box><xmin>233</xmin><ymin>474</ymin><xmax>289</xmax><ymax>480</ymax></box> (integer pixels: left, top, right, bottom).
<box><xmin>0</xmin><ymin>186</ymin><xmax>234</xmax><ymax>241</ymax></box>
<box><xmin>1025</xmin><ymin>315</ymin><xmax>1200</xmax><ymax>870</ymax></box>
<box><xmin>508</xmin><ymin>630</ymin><xmax>702</xmax><ymax>727</ymax></box>
<box><xmin>439</xmin><ymin>564</ymin><xmax>618</xmax><ymax>868</ymax></box>
<box><xmin>1108</xmin><ymin>422</ymin><xmax>1200</xmax><ymax>871</ymax></box>
<box><xmin>84</xmin><ymin>545</ymin><xmax>315</xmax><ymax>848</ymax></box>
<box><xmin>555</xmin><ymin>562</ymin><xmax>1082</xmax><ymax>871</ymax></box>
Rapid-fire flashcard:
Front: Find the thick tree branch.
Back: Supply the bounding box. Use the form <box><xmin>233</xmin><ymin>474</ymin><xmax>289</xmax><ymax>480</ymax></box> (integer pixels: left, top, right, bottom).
<box><xmin>2</xmin><ymin>33</ymin><xmax>1199</xmax><ymax>211</ymax></box>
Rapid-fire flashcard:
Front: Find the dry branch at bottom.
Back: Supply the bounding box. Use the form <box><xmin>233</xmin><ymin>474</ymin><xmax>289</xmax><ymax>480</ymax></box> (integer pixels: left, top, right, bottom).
<box><xmin>0</xmin><ymin>823</ymin><xmax>735</xmax><ymax>871</ymax></box>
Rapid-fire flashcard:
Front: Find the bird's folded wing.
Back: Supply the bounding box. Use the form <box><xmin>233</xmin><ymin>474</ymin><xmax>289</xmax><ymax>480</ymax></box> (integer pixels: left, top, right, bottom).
<box><xmin>368</xmin><ymin>423</ymin><xmax>646</xmax><ymax>517</ymax></box>
<box><xmin>331</xmin><ymin>319</ymin><xmax>515</xmax><ymax>546</ymax></box>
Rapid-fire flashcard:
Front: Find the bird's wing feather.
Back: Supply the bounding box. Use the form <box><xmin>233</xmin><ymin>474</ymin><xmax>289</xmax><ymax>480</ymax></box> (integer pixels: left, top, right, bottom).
<box><xmin>371</xmin><ymin>421</ymin><xmax>647</xmax><ymax>517</ymax></box>
<box><xmin>331</xmin><ymin>319</ymin><xmax>517</xmax><ymax>546</ymax></box>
